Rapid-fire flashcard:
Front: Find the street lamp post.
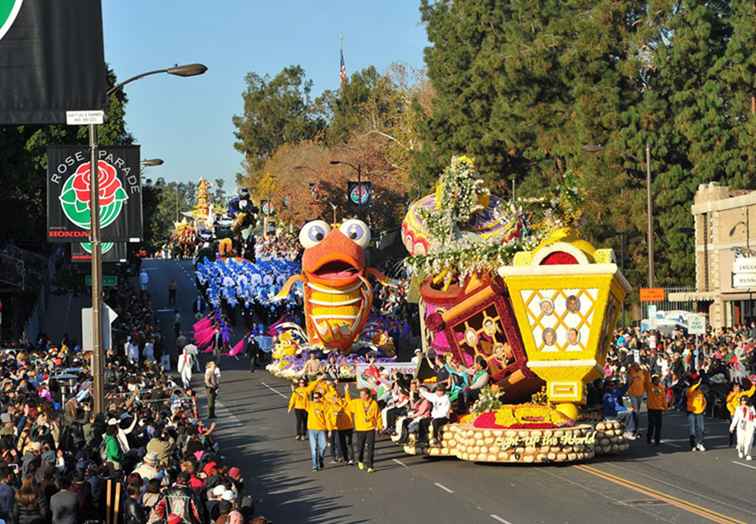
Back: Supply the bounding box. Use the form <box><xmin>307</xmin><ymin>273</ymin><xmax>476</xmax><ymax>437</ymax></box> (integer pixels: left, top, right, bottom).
<box><xmin>89</xmin><ymin>64</ymin><xmax>206</xmax><ymax>414</ymax></box>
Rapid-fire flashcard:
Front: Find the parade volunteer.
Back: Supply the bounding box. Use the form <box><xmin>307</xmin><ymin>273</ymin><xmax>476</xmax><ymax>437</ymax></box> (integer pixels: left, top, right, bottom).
<box><xmin>686</xmin><ymin>373</ymin><xmax>708</xmax><ymax>451</ymax></box>
<box><xmin>347</xmin><ymin>388</ymin><xmax>382</xmax><ymax>473</ymax></box>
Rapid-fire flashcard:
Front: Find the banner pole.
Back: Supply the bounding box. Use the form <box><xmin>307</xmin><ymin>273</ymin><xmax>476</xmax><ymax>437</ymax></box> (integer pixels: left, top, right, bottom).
<box><xmin>89</xmin><ymin>122</ymin><xmax>105</xmax><ymax>415</ymax></box>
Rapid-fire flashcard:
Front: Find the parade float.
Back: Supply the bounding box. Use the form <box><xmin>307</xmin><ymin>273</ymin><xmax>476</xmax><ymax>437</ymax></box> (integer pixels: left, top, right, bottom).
<box><xmin>398</xmin><ymin>155</ymin><xmax>631</xmax><ymax>464</ymax></box>
<box><xmin>265</xmin><ymin>219</ymin><xmax>397</xmax><ymax>379</ymax></box>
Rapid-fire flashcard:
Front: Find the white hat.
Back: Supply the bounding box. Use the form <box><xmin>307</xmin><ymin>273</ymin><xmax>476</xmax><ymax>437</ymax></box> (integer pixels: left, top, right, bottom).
<box><xmin>107</xmin><ymin>418</ymin><xmax>119</xmax><ymax>426</ymax></box>
<box><xmin>143</xmin><ymin>452</ymin><xmax>159</xmax><ymax>466</ymax></box>
<box><xmin>221</xmin><ymin>490</ymin><xmax>235</xmax><ymax>501</ymax></box>
<box><xmin>211</xmin><ymin>485</ymin><xmax>226</xmax><ymax>497</ymax></box>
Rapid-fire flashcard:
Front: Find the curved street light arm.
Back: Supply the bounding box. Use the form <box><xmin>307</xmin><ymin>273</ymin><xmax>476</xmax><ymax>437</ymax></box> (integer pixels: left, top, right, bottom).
<box><xmin>106</xmin><ymin>68</ymin><xmax>171</xmax><ymax>96</ymax></box>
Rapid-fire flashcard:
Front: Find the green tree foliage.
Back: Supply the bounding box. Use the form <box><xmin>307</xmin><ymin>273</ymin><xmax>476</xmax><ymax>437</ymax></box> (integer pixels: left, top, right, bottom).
<box><xmin>0</xmin><ymin>69</ymin><xmax>132</xmax><ymax>246</ymax></box>
<box><xmin>141</xmin><ymin>178</ymin><xmax>197</xmax><ymax>251</ymax></box>
<box><xmin>417</xmin><ymin>0</ymin><xmax>754</xmax><ymax>288</ymax></box>
<box><xmin>213</xmin><ymin>178</ymin><xmax>226</xmax><ymax>206</ymax></box>
<box><xmin>232</xmin><ymin>66</ymin><xmax>325</xmax><ymax>180</ymax></box>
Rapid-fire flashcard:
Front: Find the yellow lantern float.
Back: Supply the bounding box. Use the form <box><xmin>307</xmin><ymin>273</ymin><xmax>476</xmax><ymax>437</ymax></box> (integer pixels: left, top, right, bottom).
<box><xmin>499</xmin><ymin>228</ymin><xmax>631</xmax><ymax>420</ymax></box>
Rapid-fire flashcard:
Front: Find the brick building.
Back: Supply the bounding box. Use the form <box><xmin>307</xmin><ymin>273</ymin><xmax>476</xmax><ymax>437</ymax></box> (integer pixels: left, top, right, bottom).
<box><xmin>669</xmin><ymin>183</ymin><xmax>755</xmax><ymax>328</ymax></box>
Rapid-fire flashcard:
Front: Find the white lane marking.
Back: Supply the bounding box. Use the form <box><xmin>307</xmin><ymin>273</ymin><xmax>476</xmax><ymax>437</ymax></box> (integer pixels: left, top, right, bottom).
<box><xmin>262</xmin><ymin>381</ymin><xmax>289</xmax><ymax>400</ymax></box>
<box><xmin>490</xmin><ymin>515</ymin><xmax>513</xmax><ymax>524</ymax></box>
<box><xmin>156</xmin><ymin>308</ymin><xmax>175</xmax><ymax>313</ymax></box>
<box><xmin>434</xmin><ymin>482</ymin><xmax>454</xmax><ymax>494</ymax></box>
<box><xmin>392</xmin><ymin>458</ymin><xmax>408</xmax><ymax>468</ymax></box>
<box><xmin>732</xmin><ymin>461</ymin><xmax>756</xmax><ymax>470</ymax></box>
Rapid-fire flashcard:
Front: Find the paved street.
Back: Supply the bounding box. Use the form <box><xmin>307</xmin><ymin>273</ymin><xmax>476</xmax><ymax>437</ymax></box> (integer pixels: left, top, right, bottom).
<box><xmin>141</xmin><ymin>258</ymin><xmax>200</xmax><ymax>356</ymax></box>
<box><xmin>47</xmin><ymin>259</ymin><xmax>756</xmax><ymax>523</ymax></box>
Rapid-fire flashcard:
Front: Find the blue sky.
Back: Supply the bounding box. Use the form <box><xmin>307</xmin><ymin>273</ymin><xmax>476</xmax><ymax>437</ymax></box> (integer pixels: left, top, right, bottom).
<box><xmin>102</xmin><ymin>1</ymin><xmax>428</xmax><ymax>192</ymax></box>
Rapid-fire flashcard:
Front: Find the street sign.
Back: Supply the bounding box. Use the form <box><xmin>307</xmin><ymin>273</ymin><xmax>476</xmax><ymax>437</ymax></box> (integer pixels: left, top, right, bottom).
<box><xmin>733</xmin><ymin>257</ymin><xmax>756</xmax><ymax>289</ymax></box>
<box><xmin>687</xmin><ymin>313</ymin><xmax>707</xmax><ymax>335</ymax></box>
<box><xmin>65</xmin><ymin>110</ymin><xmax>104</xmax><ymax>125</ymax></box>
<box><xmin>72</xmin><ymin>242</ymin><xmax>127</xmax><ymax>263</ymax></box>
<box><xmin>639</xmin><ymin>288</ymin><xmax>665</xmax><ymax>302</ymax></box>
<box><xmin>85</xmin><ymin>275</ymin><xmax>118</xmax><ymax>287</ymax></box>
<box><xmin>347</xmin><ymin>181</ymin><xmax>372</xmax><ymax>206</ymax></box>
<box><xmin>46</xmin><ymin>145</ymin><xmax>143</xmax><ymax>242</ymax></box>
<box><xmin>733</xmin><ymin>273</ymin><xmax>756</xmax><ymax>289</ymax></box>
<box><xmin>81</xmin><ymin>303</ymin><xmax>118</xmax><ymax>352</ymax></box>
<box><xmin>647</xmin><ymin>304</ymin><xmax>657</xmax><ymax>329</ymax></box>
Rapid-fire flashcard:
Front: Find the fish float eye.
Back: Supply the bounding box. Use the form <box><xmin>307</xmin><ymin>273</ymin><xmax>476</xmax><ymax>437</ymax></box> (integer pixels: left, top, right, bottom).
<box><xmin>299</xmin><ymin>220</ymin><xmax>331</xmax><ymax>248</ymax></box>
<box><xmin>340</xmin><ymin>219</ymin><xmax>370</xmax><ymax>248</ymax></box>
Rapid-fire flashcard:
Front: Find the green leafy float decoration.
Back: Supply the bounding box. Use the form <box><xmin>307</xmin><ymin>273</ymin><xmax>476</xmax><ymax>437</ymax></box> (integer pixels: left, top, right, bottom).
<box><xmin>406</xmin><ymin>155</ymin><xmax>583</xmax><ymax>281</ymax></box>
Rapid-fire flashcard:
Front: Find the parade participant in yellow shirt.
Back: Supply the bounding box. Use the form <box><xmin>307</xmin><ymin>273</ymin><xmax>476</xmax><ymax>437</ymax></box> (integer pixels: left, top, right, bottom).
<box><xmin>306</xmin><ymin>390</ymin><xmax>328</xmax><ymax>471</ymax></box>
<box><xmin>686</xmin><ymin>373</ymin><xmax>707</xmax><ymax>451</ymax></box>
<box><xmin>726</xmin><ymin>382</ymin><xmax>755</xmax><ymax>447</ymax></box>
<box><xmin>288</xmin><ymin>377</ymin><xmax>323</xmax><ymax>440</ymax></box>
<box><xmin>326</xmin><ymin>386</ymin><xmax>355</xmax><ymax>464</ymax></box>
<box><xmin>347</xmin><ymin>387</ymin><xmax>382</xmax><ymax>473</ymax></box>
<box><xmin>645</xmin><ymin>374</ymin><xmax>667</xmax><ymax>446</ymax></box>
<box><xmin>626</xmin><ymin>363</ymin><xmax>648</xmax><ymax>439</ymax></box>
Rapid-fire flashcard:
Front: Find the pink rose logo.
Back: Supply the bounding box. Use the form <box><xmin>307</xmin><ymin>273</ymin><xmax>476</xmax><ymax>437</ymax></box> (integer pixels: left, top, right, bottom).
<box><xmin>71</xmin><ymin>160</ymin><xmax>123</xmax><ymax>207</ymax></box>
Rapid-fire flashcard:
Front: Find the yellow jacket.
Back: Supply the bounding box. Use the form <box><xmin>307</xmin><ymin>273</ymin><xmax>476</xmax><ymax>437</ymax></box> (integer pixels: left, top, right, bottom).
<box><xmin>306</xmin><ymin>400</ymin><xmax>329</xmax><ymax>431</ymax></box>
<box><xmin>726</xmin><ymin>384</ymin><xmax>756</xmax><ymax>416</ymax></box>
<box><xmin>628</xmin><ymin>368</ymin><xmax>648</xmax><ymax>397</ymax></box>
<box><xmin>326</xmin><ymin>397</ymin><xmax>354</xmax><ymax>431</ymax></box>
<box><xmin>288</xmin><ymin>387</ymin><xmax>309</xmax><ymax>411</ymax></box>
<box><xmin>646</xmin><ymin>383</ymin><xmax>667</xmax><ymax>411</ymax></box>
<box><xmin>288</xmin><ymin>379</ymin><xmax>324</xmax><ymax>412</ymax></box>
<box><xmin>686</xmin><ymin>383</ymin><xmax>707</xmax><ymax>415</ymax></box>
<box><xmin>347</xmin><ymin>396</ymin><xmax>382</xmax><ymax>432</ymax></box>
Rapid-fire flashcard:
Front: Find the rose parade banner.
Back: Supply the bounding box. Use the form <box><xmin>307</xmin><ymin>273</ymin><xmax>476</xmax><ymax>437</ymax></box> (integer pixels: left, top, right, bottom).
<box><xmin>0</xmin><ymin>0</ymin><xmax>107</xmax><ymax>124</ymax></box>
<box><xmin>46</xmin><ymin>146</ymin><xmax>142</xmax><ymax>242</ymax></box>
<box><xmin>71</xmin><ymin>242</ymin><xmax>127</xmax><ymax>263</ymax></box>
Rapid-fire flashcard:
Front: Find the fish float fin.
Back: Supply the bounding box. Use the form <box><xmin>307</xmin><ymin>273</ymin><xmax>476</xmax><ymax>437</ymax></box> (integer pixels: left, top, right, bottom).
<box><xmin>273</xmin><ymin>274</ymin><xmax>304</xmax><ymax>301</ymax></box>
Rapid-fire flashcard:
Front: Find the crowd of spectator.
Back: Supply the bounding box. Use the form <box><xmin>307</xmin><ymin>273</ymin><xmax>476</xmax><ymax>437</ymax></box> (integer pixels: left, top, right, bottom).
<box><xmin>0</xmin><ymin>280</ymin><xmax>268</xmax><ymax>524</ymax></box>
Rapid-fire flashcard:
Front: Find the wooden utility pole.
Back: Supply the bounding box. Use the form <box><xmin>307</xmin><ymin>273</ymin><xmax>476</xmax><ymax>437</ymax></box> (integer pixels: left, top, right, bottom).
<box><xmin>646</xmin><ymin>142</ymin><xmax>655</xmax><ymax>288</ymax></box>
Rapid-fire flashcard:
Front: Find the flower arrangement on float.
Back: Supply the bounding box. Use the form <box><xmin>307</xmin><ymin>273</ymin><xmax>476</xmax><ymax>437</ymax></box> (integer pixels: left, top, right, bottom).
<box><xmin>397</xmin><ymin>155</ymin><xmax>631</xmax><ymax>465</ymax></box>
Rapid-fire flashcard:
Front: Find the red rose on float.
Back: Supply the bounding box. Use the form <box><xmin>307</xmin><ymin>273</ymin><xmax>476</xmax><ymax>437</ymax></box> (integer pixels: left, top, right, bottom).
<box><xmin>71</xmin><ymin>160</ymin><xmax>123</xmax><ymax>207</ymax></box>
<box><xmin>425</xmin><ymin>312</ymin><xmax>445</xmax><ymax>331</ymax></box>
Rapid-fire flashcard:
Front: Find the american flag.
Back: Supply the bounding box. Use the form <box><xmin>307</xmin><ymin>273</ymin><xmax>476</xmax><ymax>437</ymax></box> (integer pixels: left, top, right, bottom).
<box><xmin>339</xmin><ymin>47</ymin><xmax>347</xmax><ymax>85</ymax></box>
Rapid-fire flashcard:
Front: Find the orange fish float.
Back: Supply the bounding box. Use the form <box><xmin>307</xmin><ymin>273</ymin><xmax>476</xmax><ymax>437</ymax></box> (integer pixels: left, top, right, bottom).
<box><xmin>275</xmin><ymin>219</ymin><xmax>388</xmax><ymax>353</ymax></box>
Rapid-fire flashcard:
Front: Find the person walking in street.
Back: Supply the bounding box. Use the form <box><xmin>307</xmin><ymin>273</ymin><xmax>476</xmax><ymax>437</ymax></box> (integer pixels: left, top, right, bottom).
<box><xmin>205</xmin><ymin>361</ymin><xmax>221</xmax><ymax>419</ymax></box>
<box><xmin>347</xmin><ymin>387</ymin><xmax>382</xmax><ymax>473</ymax></box>
<box><xmin>626</xmin><ymin>362</ymin><xmax>648</xmax><ymax>439</ymax></box>
<box><xmin>168</xmin><ymin>279</ymin><xmax>177</xmax><ymax>306</ymax></box>
<box><xmin>288</xmin><ymin>378</ymin><xmax>310</xmax><ymax>440</ymax></box>
<box><xmin>329</xmin><ymin>385</ymin><xmax>355</xmax><ymax>464</ymax></box>
<box><xmin>729</xmin><ymin>396</ymin><xmax>755</xmax><ymax>461</ymax></box>
<box><xmin>306</xmin><ymin>390</ymin><xmax>328</xmax><ymax>472</ymax></box>
<box><xmin>177</xmin><ymin>347</ymin><xmax>194</xmax><ymax>389</ymax></box>
<box><xmin>686</xmin><ymin>372</ymin><xmax>707</xmax><ymax>451</ymax></box>
<box><xmin>726</xmin><ymin>381</ymin><xmax>755</xmax><ymax>447</ymax></box>
<box><xmin>645</xmin><ymin>374</ymin><xmax>667</xmax><ymax>446</ymax></box>
<box><xmin>247</xmin><ymin>332</ymin><xmax>260</xmax><ymax>373</ymax></box>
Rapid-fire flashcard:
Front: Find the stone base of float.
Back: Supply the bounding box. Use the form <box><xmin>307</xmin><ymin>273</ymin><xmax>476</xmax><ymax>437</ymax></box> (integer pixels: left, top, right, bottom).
<box><xmin>399</xmin><ymin>420</ymin><xmax>628</xmax><ymax>464</ymax></box>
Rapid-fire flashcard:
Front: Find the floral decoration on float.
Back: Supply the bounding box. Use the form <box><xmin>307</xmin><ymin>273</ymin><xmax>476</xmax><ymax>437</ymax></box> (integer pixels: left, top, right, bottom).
<box><xmin>396</xmin><ymin>155</ymin><xmax>631</xmax><ymax>464</ymax></box>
